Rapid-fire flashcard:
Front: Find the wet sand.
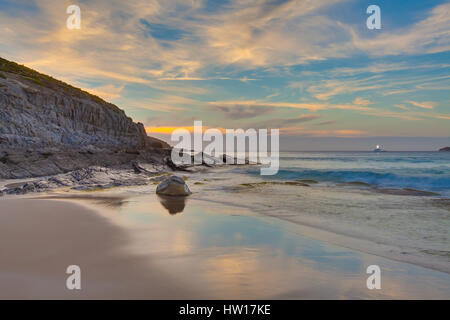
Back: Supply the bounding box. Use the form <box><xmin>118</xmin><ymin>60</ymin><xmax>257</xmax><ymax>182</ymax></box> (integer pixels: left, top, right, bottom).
<box><xmin>0</xmin><ymin>198</ymin><xmax>198</xmax><ymax>299</ymax></box>
<box><xmin>183</xmin><ymin>168</ymin><xmax>450</xmax><ymax>274</ymax></box>
<box><xmin>1</xmin><ymin>192</ymin><xmax>449</xmax><ymax>299</ymax></box>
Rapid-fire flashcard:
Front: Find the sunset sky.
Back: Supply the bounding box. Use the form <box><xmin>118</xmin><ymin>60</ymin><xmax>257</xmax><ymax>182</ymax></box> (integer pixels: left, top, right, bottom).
<box><xmin>0</xmin><ymin>0</ymin><xmax>449</xmax><ymax>150</ymax></box>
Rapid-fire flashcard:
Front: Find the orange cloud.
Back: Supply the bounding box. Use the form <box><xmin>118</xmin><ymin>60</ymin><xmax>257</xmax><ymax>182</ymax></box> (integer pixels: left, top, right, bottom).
<box><xmin>334</xmin><ymin>130</ymin><xmax>366</xmax><ymax>136</ymax></box>
<box><xmin>146</xmin><ymin>126</ymin><xmax>227</xmax><ymax>135</ymax></box>
<box><xmin>278</xmin><ymin>127</ymin><xmax>366</xmax><ymax>136</ymax></box>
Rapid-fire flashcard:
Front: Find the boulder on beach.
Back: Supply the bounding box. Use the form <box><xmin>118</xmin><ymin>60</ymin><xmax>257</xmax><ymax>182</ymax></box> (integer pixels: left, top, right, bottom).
<box><xmin>156</xmin><ymin>175</ymin><xmax>191</xmax><ymax>196</ymax></box>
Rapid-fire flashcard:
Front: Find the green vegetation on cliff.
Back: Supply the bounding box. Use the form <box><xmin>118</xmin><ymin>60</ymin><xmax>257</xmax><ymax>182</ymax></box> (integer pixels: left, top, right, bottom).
<box><xmin>0</xmin><ymin>56</ymin><xmax>117</xmax><ymax>110</ymax></box>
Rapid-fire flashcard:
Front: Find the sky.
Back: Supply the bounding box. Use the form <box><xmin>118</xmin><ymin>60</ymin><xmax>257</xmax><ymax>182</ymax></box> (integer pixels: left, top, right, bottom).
<box><xmin>0</xmin><ymin>0</ymin><xmax>449</xmax><ymax>150</ymax></box>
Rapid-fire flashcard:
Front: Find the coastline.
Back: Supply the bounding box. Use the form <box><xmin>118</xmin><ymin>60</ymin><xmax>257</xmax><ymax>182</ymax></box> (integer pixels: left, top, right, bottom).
<box><xmin>1</xmin><ymin>161</ymin><xmax>449</xmax><ymax>299</ymax></box>
<box><xmin>2</xmin><ymin>163</ymin><xmax>449</xmax><ymax>275</ymax></box>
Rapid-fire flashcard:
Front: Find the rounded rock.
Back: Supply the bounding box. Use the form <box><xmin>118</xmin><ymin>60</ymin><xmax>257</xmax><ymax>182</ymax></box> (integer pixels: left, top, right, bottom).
<box><xmin>156</xmin><ymin>175</ymin><xmax>191</xmax><ymax>196</ymax></box>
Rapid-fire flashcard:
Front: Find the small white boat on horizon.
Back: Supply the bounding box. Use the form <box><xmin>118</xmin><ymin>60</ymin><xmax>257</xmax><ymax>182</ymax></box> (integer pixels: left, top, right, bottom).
<box><xmin>373</xmin><ymin>144</ymin><xmax>386</xmax><ymax>152</ymax></box>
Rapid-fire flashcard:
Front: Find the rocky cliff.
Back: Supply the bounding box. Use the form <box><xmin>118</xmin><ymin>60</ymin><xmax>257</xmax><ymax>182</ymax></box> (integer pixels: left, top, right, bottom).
<box><xmin>0</xmin><ymin>57</ymin><xmax>170</xmax><ymax>179</ymax></box>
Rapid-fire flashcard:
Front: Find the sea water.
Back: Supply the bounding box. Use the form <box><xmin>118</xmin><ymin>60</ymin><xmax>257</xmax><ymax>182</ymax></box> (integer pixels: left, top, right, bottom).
<box><xmin>246</xmin><ymin>151</ymin><xmax>450</xmax><ymax>197</ymax></box>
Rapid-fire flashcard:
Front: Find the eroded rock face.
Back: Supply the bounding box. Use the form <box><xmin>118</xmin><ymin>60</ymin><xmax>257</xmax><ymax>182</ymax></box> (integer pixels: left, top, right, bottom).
<box><xmin>156</xmin><ymin>176</ymin><xmax>191</xmax><ymax>196</ymax></box>
<box><xmin>0</xmin><ymin>73</ymin><xmax>147</xmax><ymax>149</ymax></box>
<box><xmin>0</xmin><ymin>57</ymin><xmax>170</xmax><ymax>178</ymax></box>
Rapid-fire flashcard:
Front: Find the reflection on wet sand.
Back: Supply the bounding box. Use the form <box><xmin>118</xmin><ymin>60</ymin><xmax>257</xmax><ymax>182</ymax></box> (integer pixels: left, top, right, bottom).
<box><xmin>0</xmin><ymin>198</ymin><xmax>197</xmax><ymax>299</ymax></box>
<box><xmin>6</xmin><ymin>193</ymin><xmax>449</xmax><ymax>299</ymax></box>
<box><xmin>111</xmin><ymin>196</ymin><xmax>450</xmax><ymax>299</ymax></box>
<box><xmin>37</xmin><ymin>194</ymin><xmax>128</xmax><ymax>208</ymax></box>
<box><xmin>157</xmin><ymin>195</ymin><xmax>187</xmax><ymax>214</ymax></box>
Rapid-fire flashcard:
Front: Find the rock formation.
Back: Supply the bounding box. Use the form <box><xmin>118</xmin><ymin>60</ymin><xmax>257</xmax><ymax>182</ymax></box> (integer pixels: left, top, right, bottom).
<box><xmin>0</xmin><ymin>57</ymin><xmax>170</xmax><ymax>179</ymax></box>
<box><xmin>156</xmin><ymin>176</ymin><xmax>191</xmax><ymax>196</ymax></box>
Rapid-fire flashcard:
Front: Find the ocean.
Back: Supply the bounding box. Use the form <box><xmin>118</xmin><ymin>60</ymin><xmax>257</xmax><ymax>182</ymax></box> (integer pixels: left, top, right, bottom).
<box><xmin>246</xmin><ymin>151</ymin><xmax>450</xmax><ymax>197</ymax></box>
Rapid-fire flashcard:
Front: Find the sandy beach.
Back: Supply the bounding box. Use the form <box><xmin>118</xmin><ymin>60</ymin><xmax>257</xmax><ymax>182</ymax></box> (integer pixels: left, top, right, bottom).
<box><xmin>0</xmin><ymin>198</ymin><xmax>198</xmax><ymax>299</ymax></box>
<box><xmin>1</xmin><ymin>176</ymin><xmax>449</xmax><ymax>299</ymax></box>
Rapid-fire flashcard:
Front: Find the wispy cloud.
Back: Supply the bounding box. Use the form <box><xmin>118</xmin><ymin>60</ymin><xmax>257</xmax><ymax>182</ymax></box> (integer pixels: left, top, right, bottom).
<box><xmin>215</xmin><ymin>105</ymin><xmax>275</xmax><ymax>119</ymax></box>
<box><xmin>84</xmin><ymin>84</ymin><xmax>125</xmax><ymax>100</ymax></box>
<box><xmin>254</xmin><ymin>114</ymin><xmax>321</xmax><ymax>128</ymax></box>
<box><xmin>279</xmin><ymin>128</ymin><xmax>367</xmax><ymax>137</ymax></box>
<box><xmin>407</xmin><ymin>100</ymin><xmax>436</xmax><ymax>109</ymax></box>
<box><xmin>353</xmin><ymin>97</ymin><xmax>372</xmax><ymax>106</ymax></box>
<box><xmin>0</xmin><ymin>0</ymin><xmax>448</xmax><ymax>139</ymax></box>
<box><xmin>349</xmin><ymin>3</ymin><xmax>450</xmax><ymax>56</ymax></box>
<box><xmin>209</xmin><ymin>100</ymin><xmax>326</xmax><ymax>111</ymax></box>
<box><xmin>307</xmin><ymin>78</ymin><xmax>381</xmax><ymax>101</ymax></box>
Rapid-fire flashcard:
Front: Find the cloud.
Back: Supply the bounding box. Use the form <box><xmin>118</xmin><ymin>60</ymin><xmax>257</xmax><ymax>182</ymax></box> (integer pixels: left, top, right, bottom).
<box><xmin>297</xmin><ymin>64</ymin><xmax>449</xmax><ymax>102</ymax></box>
<box><xmin>383</xmin><ymin>89</ymin><xmax>415</xmax><ymax>96</ymax></box>
<box><xmin>349</xmin><ymin>3</ymin><xmax>450</xmax><ymax>56</ymax></box>
<box><xmin>0</xmin><ymin>0</ymin><xmax>448</xmax><ymax>139</ymax></box>
<box><xmin>209</xmin><ymin>100</ymin><xmax>326</xmax><ymax>111</ymax></box>
<box><xmin>123</xmin><ymin>94</ymin><xmax>199</xmax><ymax>112</ymax></box>
<box><xmin>307</xmin><ymin>78</ymin><xmax>381</xmax><ymax>101</ymax></box>
<box><xmin>209</xmin><ymin>100</ymin><xmax>376</xmax><ymax>114</ymax></box>
<box><xmin>393</xmin><ymin>105</ymin><xmax>409</xmax><ymax>110</ymax></box>
<box><xmin>200</xmin><ymin>0</ymin><xmax>350</xmax><ymax>67</ymax></box>
<box><xmin>315</xmin><ymin>120</ymin><xmax>336</xmax><ymax>126</ymax></box>
<box><xmin>407</xmin><ymin>101</ymin><xmax>435</xmax><ymax>109</ymax></box>
<box><xmin>2</xmin><ymin>0</ymin><xmax>448</xmax><ymax>86</ymax></box>
<box><xmin>145</xmin><ymin>126</ymin><xmax>226</xmax><ymax>135</ymax></box>
<box><xmin>84</xmin><ymin>84</ymin><xmax>124</xmax><ymax>100</ymax></box>
<box><xmin>0</xmin><ymin>0</ymin><xmax>356</xmax><ymax>84</ymax></box>
<box><xmin>353</xmin><ymin>97</ymin><xmax>372</xmax><ymax>106</ymax></box>
<box><xmin>215</xmin><ymin>105</ymin><xmax>275</xmax><ymax>119</ymax></box>
<box><xmin>239</xmin><ymin>76</ymin><xmax>257</xmax><ymax>83</ymax></box>
<box><xmin>254</xmin><ymin>114</ymin><xmax>321</xmax><ymax>128</ymax></box>
<box><xmin>279</xmin><ymin>127</ymin><xmax>367</xmax><ymax>137</ymax></box>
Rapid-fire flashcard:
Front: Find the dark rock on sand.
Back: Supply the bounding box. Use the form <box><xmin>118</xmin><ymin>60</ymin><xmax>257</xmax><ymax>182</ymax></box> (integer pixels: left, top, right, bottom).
<box><xmin>131</xmin><ymin>161</ymin><xmax>153</xmax><ymax>174</ymax></box>
<box><xmin>132</xmin><ymin>161</ymin><xmax>144</xmax><ymax>174</ymax></box>
<box><xmin>339</xmin><ymin>181</ymin><xmax>372</xmax><ymax>187</ymax></box>
<box><xmin>3</xmin><ymin>187</ymin><xmax>25</xmax><ymax>195</ymax></box>
<box><xmin>375</xmin><ymin>188</ymin><xmax>440</xmax><ymax>196</ymax></box>
<box><xmin>402</xmin><ymin>188</ymin><xmax>440</xmax><ymax>196</ymax></box>
<box><xmin>1</xmin><ymin>165</ymin><xmax>167</xmax><ymax>195</ymax></box>
<box><xmin>284</xmin><ymin>181</ymin><xmax>310</xmax><ymax>186</ymax></box>
<box><xmin>240</xmin><ymin>181</ymin><xmax>310</xmax><ymax>187</ymax></box>
<box><xmin>22</xmin><ymin>183</ymin><xmax>36</xmax><ymax>193</ymax></box>
<box><xmin>297</xmin><ymin>179</ymin><xmax>318</xmax><ymax>184</ymax></box>
<box><xmin>156</xmin><ymin>176</ymin><xmax>191</xmax><ymax>196</ymax></box>
<box><xmin>165</xmin><ymin>157</ymin><xmax>191</xmax><ymax>172</ymax></box>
